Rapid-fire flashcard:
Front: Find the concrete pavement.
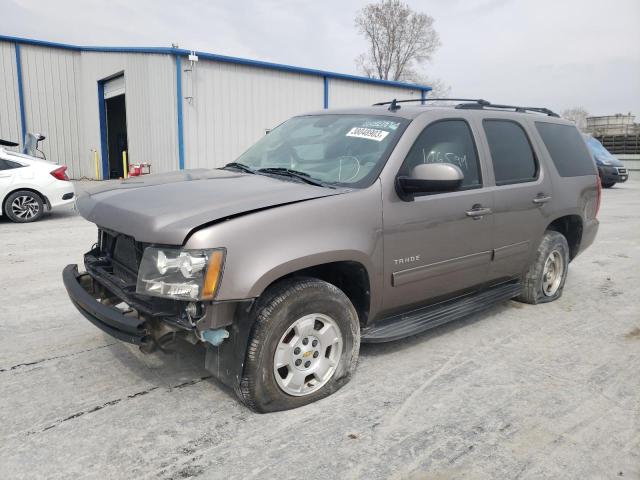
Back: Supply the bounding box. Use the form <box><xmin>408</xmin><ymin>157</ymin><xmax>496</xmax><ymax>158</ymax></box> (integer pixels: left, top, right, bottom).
<box><xmin>1</xmin><ymin>180</ymin><xmax>638</xmax><ymax>479</ymax></box>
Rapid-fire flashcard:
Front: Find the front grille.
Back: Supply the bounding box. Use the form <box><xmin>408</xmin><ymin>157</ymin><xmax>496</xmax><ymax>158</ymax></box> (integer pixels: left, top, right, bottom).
<box><xmin>99</xmin><ymin>229</ymin><xmax>145</xmax><ymax>284</ymax></box>
<box><xmin>616</xmin><ymin>167</ymin><xmax>627</xmax><ymax>174</ymax></box>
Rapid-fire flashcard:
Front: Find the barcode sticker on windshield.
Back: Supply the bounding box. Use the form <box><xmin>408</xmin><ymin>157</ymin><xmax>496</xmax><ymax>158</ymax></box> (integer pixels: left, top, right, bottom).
<box><xmin>346</xmin><ymin>127</ymin><xmax>389</xmax><ymax>142</ymax></box>
<box><xmin>361</xmin><ymin>120</ymin><xmax>400</xmax><ymax>130</ymax></box>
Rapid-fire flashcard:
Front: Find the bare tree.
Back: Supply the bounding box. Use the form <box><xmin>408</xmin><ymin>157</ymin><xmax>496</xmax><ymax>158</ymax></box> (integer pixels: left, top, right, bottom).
<box><xmin>562</xmin><ymin>107</ymin><xmax>589</xmax><ymax>132</ymax></box>
<box><xmin>355</xmin><ymin>0</ymin><xmax>441</xmax><ymax>82</ymax></box>
<box><xmin>399</xmin><ymin>69</ymin><xmax>451</xmax><ymax>98</ymax></box>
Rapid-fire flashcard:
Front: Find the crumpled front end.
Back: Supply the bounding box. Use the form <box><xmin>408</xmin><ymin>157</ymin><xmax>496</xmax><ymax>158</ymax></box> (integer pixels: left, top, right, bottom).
<box><xmin>62</xmin><ymin>228</ymin><xmax>248</xmax><ymax>353</ymax></box>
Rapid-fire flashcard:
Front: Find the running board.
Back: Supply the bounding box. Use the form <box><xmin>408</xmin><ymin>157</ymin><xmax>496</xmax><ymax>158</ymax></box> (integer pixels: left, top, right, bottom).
<box><xmin>361</xmin><ymin>281</ymin><xmax>522</xmax><ymax>343</ymax></box>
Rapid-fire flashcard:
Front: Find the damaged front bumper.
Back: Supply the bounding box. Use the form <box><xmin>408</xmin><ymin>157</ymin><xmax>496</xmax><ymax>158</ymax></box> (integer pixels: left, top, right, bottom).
<box><xmin>62</xmin><ymin>265</ymin><xmax>253</xmax><ymax>390</ymax></box>
<box><xmin>63</xmin><ymin>258</ymin><xmax>251</xmax><ymax>350</ymax></box>
<box><xmin>62</xmin><ymin>264</ymin><xmax>150</xmax><ymax>345</ymax></box>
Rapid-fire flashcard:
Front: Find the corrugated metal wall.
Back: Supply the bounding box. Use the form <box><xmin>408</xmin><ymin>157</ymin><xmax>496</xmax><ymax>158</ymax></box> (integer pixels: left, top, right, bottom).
<box><xmin>1</xmin><ymin>38</ymin><xmax>427</xmax><ymax>177</ymax></box>
<box><xmin>77</xmin><ymin>51</ymin><xmax>178</xmax><ymax>177</ymax></box>
<box><xmin>328</xmin><ymin>78</ymin><xmax>421</xmax><ymax>108</ymax></box>
<box><xmin>0</xmin><ymin>41</ymin><xmax>178</xmax><ymax>178</ymax></box>
<box><xmin>183</xmin><ymin>61</ymin><xmax>324</xmax><ymax>169</ymax></box>
<box><xmin>0</xmin><ymin>42</ymin><xmax>21</xmax><ymax>149</ymax></box>
<box><xmin>19</xmin><ymin>45</ymin><xmax>83</xmax><ymax>174</ymax></box>
<box><xmin>183</xmin><ymin>65</ymin><xmax>422</xmax><ymax>168</ymax></box>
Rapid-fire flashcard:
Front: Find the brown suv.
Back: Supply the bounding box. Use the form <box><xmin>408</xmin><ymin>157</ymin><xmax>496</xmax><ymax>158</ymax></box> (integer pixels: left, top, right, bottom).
<box><xmin>63</xmin><ymin>99</ymin><xmax>600</xmax><ymax>412</ymax></box>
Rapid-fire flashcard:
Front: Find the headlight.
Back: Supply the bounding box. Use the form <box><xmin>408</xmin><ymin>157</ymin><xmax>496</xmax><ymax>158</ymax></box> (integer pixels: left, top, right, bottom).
<box><xmin>136</xmin><ymin>247</ymin><xmax>225</xmax><ymax>301</ymax></box>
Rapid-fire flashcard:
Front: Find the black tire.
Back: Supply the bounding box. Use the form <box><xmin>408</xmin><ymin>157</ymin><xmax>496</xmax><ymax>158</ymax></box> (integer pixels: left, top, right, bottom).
<box><xmin>517</xmin><ymin>231</ymin><xmax>570</xmax><ymax>305</ymax></box>
<box><xmin>4</xmin><ymin>190</ymin><xmax>45</xmax><ymax>223</ymax></box>
<box><xmin>601</xmin><ymin>182</ymin><xmax>615</xmax><ymax>188</ymax></box>
<box><xmin>239</xmin><ymin>277</ymin><xmax>360</xmax><ymax>413</ymax></box>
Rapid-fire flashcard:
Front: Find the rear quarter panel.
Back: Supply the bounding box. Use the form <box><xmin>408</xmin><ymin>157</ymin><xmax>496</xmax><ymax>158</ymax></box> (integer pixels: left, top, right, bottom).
<box><xmin>0</xmin><ymin>160</ymin><xmax>55</xmax><ymax>210</ymax></box>
<box><xmin>526</xmin><ymin>118</ymin><xmax>599</xmax><ymax>256</ymax></box>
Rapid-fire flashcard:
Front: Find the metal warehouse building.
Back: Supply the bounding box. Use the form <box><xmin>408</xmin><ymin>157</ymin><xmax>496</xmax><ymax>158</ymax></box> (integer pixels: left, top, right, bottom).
<box><xmin>0</xmin><ymin>35</ymin><xmax>430</xmax><ymax>179</ymax></box>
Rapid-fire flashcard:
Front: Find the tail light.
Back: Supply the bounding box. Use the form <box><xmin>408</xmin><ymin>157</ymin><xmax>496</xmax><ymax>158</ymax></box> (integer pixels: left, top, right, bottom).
<box><xmin>50</xmin><ymin>166</ymin><xmax>69</xmax><ymax>181</ymax></box>
<box><xmin>595</xmin><ymin>175</ymin><xmax>602</xmax><ymax>217</ymax></box>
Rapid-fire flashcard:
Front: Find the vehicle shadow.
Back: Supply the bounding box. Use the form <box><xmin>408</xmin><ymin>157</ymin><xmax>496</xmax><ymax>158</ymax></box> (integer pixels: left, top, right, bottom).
<box><xmin>102</xmin><ymin>300</ymin><xmax>515</xmax><ymax>405</ymax></box>
<box><xmin>104</xmin><ymin>336</ymin><xmax>240</xmax><ymax>404</ymax></box>
<box><xmin>0</xmin><ymin>206</ymin><xmax>78</xmax><ymax>224</ymax></box>
<box><xmin>359</xmin><ymin>301</ymin><xmax>514</xmax><ymax>357</ymax></box>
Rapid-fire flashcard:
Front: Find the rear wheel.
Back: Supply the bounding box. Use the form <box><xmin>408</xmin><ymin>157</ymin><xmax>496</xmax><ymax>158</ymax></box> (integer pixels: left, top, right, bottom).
<box><xmin>517</xmin><ymin>231</ymin><xmax>569</xmax><ymax>304</ymax></box>
<box><xmin>4</xmin><ymin>190</ymin><xmax>44</xmax><ymax>223</ymax></box>
<box><xmin>239</xmin><ymin>277</ymin><xmax>360</xmax><ymax>413</ymax></box>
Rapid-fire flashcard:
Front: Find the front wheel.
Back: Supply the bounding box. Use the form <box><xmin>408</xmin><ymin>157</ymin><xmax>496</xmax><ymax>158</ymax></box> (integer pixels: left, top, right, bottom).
<box><xmin>601</xmin><ymin>181</ymin><xmax>615</xmax><ymax>188</ymax></box>
<box><xmin>517</xmin><ymin>231</ymin><xmax>570</xmax><ymax>304</ymax></box>
<box><xmin>239</xmin><ymin>277</ymin><xmax>360</xmax><ymax>413</ymax></box>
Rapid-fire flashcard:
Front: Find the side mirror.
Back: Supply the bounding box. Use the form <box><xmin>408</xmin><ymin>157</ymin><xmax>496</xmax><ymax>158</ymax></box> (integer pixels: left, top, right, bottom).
<box><xmin>396</xmin><ymin>163</ymin><xmax>464</xmax><ymax>200</ymax></box>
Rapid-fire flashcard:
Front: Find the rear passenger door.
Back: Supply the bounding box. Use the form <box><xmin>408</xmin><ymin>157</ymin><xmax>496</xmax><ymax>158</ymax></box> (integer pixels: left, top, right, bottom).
<box><xmin>479</xmin><ymin>119</ymin><xmax>552</xmax><ymax>280</ymax></box>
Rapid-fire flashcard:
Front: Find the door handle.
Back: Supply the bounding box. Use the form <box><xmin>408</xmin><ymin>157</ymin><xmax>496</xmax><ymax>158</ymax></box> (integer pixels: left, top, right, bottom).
<box><xmin>466</xmin><ymin>205</ymin><xmax>492</xmax><ymax>220</ymax></box>
<box><xmin>532</xmin><ymin>194</ymin><xmax>552</xmax><ymax>205</ymax></box>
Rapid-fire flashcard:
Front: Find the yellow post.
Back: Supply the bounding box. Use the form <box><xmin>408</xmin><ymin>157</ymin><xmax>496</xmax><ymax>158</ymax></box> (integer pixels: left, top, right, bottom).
<box><xmin>122</xmin><ymin>150</ymin><xmax>128</xmax><ymax>179</ymax></box>
<box><xmin>93</xmin><ymin>150</ymin><xmax>100</xmax><ymax>180</ymax></box>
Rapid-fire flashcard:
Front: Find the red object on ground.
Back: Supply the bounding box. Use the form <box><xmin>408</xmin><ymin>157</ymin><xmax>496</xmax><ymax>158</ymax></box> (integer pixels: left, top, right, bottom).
<box><xmin>128</xmin><ymin>163</ymin><xmax>151</xmax><ymax>176</ymax></box>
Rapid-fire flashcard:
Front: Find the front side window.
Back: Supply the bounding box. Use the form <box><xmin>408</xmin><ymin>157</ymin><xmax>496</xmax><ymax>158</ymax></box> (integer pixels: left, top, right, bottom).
<box><xmin>399</xmin><ymin>120</ymin><xmax>481</xmax><ymax>188</ymax></box>
<box><xmin>235</xmin><ymin>115</ymin><xmax>408</xmax><ymax>187</ymax></box>
<box><xmin>484</xmin><ymin>120</ymin><xmax>538</xmax><ymax>185</ymax></box>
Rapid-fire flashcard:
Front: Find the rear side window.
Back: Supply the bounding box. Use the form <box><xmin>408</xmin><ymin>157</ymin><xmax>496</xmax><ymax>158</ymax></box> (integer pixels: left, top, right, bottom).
<box><xmin>535</xmin><ymin>122</ymin><xmax>596</xmax><ymax>177</ymax></box>
<box><xmin>483</xmin><ymin>120</ymin><xmax>537</xmax><ymax>185</ymax></box>
<box><xmin>400</xmin><ymin>120</ymin><xmax>481</xmax><ymax>188</ymax></box>
<box><xmin>0</xmin><ymin>159</ymin><xmax>23</xmax><ymax>170</ymax></box>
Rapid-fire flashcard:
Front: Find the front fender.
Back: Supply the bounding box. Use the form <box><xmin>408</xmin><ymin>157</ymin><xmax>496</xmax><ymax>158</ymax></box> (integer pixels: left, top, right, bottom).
<box><xmin>247</xmin><ymin>250</ymin><xmax>374</xmax><ymax>298</ymax></box>
<box><xmin>185</xmin><ymin>184</ymin><xmax>384</xmax><ymax>309</ymax></box>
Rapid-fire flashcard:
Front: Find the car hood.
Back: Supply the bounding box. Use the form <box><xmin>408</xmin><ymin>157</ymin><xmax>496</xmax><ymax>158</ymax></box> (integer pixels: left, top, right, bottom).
<box><xmin>76</xmin><ymin>169</ymin><xmax>349</xmax><ymax>244</ymax></box>
<box><xmin>598</xmin><ymin>156</ymin><xmax>625</xmax><ymax>167</ymax></box>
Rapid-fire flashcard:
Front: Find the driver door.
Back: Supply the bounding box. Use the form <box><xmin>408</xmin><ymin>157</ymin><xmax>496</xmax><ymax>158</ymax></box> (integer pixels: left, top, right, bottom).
<box><xmin>381</xmin><ymin>119</ymin><xmax>494</xmax><ymax>312</ymax></box>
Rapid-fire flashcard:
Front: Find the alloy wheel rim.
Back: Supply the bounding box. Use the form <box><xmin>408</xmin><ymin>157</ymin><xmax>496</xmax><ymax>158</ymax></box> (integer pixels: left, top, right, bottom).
<box><xmin>542</xmin><ymin>250</ymin><xmax>564</xmax><ymax>296</ymax></box>
<box><xmin>11</xmin><ymin>195</ymin><xmax>40</xmax><ymax>220</ymax></box>
<box><xmin>273</xmin><ymin>313</ymin><xmax>343</xmax><ymax>397</ymax></box>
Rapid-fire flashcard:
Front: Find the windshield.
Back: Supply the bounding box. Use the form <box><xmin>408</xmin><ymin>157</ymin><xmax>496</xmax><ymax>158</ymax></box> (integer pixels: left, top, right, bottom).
<box><xmin>585</xmin><ymin>136</ymin><xmax>616</xmax><ymax>161</ymax></box>
<box><xmin>234</xmin><ymin>115</ymin><xmax>408</xmax><ymax>187</ymax></box>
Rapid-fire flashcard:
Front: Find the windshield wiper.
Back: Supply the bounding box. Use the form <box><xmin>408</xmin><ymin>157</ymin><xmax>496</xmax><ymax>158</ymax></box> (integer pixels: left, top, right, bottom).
<box><xmin>222</xmin><ymin>162</ymin><xmax>256</xmax><ymax>174</ymax></box>
<box><xmin>257</xmin><ymin>167</ymin><xmax>330</xmax><ymax>188</ymax></box>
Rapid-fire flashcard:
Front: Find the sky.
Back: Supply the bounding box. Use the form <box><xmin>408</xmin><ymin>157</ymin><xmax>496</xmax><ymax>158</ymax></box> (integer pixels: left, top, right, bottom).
<box><xmin>2</xmin><ymin>0</ymin><xmax>639</xmax><ymax>117</ymax></box>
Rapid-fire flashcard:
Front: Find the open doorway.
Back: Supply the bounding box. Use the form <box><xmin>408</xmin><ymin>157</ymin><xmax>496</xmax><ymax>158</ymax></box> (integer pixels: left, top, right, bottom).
<box><xmin>99</xmin><ymin>74</ymin><xmax>129</xmax><ymax>179</ymax></box>
<box><xmin>105</xmin><ymin>94</ymin><xmax>128</xmax><ymax>179</ymax></box>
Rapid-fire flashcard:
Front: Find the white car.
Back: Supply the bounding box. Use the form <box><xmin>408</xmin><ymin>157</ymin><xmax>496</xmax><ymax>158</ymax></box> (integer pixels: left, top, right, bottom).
<box><xmin>0</xmin><ymin>142</ymin><xmax>75</xmax><ymax>222</ymax></box>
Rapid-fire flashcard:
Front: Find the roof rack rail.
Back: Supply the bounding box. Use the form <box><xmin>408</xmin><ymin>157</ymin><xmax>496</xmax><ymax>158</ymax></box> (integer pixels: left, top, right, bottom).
<box><xmin>373</xmin><ymin>98</ymin><xmax>490</xmax><ymax>111</ymax></box>
<box><xmin>455</xmin><ymin>102</ymin><xmax>559</xmax><ymax>117</ymax></box>
<box><xmin>373</xmin><ymin>98</ymin><xmax>559</xmax><ymax>117</ymax></box>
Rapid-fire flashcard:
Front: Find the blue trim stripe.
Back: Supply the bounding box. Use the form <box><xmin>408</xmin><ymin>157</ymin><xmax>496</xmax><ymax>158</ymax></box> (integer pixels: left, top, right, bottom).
<box><xmin>97</xmin><ymin>81</ymin><xmax>109</xmax><ymax>180</ymax></box>
<box><xmin>192</xmin><ymin>51</ymin><xmax>430</xmax><ymax>91</ymax></box>
<box><xmin>175</xmin><ymin>55</ymin><xmax>185</xmax><ymax>170</ymax></box>
<box><xmin>323</xmin><ymin>76</ymin><xmax>329</xmax><ymax>109</ymax></box>
<box><xmin>0</xmin><ymin>34</ymin><xmax>431</xmax><ymax>93</ymax></box>
<box><xmin>14</xmin><ymin>43</ymin><xmax>27</xmax><ymax>150</ymax></box>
